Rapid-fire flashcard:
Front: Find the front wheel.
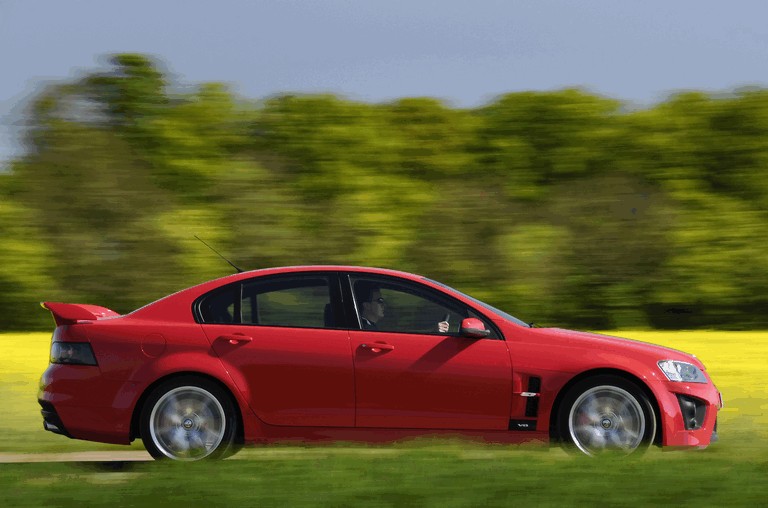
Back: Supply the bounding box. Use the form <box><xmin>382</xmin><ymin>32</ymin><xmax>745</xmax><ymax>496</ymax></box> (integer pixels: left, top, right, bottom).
<box><xmin>557</xmin><ymin>375</ymin><xmax>656</xmax><ymax>456</ymax></box>
<box><xmin>140</xmin><ymin>376</ymin><xmax>238</xmax><ymax>461</ymax></box>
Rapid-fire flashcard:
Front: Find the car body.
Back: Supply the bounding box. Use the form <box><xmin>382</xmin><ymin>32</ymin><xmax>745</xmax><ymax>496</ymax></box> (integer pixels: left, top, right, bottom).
<box><xmin>39</xmin><ymin>265</ymin><xmax>722</xmax><ymax>459</ymax></box>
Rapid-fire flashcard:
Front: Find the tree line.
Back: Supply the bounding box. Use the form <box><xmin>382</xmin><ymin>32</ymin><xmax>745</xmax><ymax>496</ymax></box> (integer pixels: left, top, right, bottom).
<box><xmin>2</xmin><ymin>54</ymin><xmax>767</xmax><ymax>331</ymax></box>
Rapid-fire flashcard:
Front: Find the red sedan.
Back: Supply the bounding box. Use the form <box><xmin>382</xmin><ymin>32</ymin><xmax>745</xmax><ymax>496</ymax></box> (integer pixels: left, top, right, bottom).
<box><xmin>39</xmin><ymin>266</ymin><xmax>721</xmax><ymax>459</ymax></box>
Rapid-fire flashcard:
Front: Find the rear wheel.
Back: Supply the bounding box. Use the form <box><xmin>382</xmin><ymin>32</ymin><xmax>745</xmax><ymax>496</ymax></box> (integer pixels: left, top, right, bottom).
<box><xmin>140</xmin><ymin>376</ymin><xmax>238</xmax><ymax>461</ymax></box>
<box><xmin>557</xmin><ymin>375</ymin><xmax>656</xmax><ymax>456</ymax></box>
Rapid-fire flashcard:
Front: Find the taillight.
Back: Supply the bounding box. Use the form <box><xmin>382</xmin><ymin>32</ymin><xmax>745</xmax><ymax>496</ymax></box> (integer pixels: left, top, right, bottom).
<box><xmin>50</xmin><ymin>342</ymin><xmax>97</xmax><ymax>366</ymax></box>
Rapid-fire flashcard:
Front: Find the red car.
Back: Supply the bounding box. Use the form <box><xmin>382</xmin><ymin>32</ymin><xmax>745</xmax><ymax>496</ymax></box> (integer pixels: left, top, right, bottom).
<box><xmin>39</xmin><ymin>266</ymin><xmax>721</xmax><ymax>460</ymax></box>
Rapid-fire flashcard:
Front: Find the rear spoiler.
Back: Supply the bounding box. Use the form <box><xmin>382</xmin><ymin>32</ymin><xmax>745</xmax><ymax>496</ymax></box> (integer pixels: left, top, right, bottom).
<box><xmin>41</xmin><ymin>302</ymin><xmax>121</xmax><ymax>326</ymax></box>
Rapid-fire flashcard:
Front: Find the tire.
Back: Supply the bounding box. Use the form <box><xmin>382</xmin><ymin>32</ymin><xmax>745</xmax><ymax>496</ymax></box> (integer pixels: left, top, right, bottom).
<box><xmin>556</xmin><ymin>375</ymin><xmax>656</xmax><ymax>456</ymax></box>
<box><xmin>140</xmin><ymin>376</ymin><xmax>238</xmax><ymax>461</ymax></box>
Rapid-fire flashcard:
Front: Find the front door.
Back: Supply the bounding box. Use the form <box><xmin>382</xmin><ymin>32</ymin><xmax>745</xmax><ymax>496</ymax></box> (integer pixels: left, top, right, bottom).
<box><xmin>348</xmin><ymin>276</ymin><xmax>512</xmax><ymax>430</ymax></box>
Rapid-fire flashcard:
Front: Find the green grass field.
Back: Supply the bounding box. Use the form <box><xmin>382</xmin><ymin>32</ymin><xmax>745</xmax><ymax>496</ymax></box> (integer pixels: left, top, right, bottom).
<box><xmin>2</xmin><ymin>331</ymin><xmax>767</xmax><ymax>507</ymax></box>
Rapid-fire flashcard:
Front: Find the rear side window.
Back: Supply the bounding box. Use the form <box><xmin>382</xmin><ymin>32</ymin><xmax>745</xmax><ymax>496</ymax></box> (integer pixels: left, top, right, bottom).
<box><xmin>198</xmin><ymin>286</ymin><xmax>238</xmax><ymax>324</ymax></box>
<box><xmin>243</xmin><ymin>277</ymin><xmax>330</xmax><ymax>327</ymax></box>
<box><xmin>197</xmin><ymin>275</ymin><xmax>334</xmax><ymax>328</ymax></box>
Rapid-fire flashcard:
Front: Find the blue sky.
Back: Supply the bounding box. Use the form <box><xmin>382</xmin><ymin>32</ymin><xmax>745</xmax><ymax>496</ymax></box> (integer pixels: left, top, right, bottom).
<box><xmin>3</xmin><ymin>0</ymin><xmax>768</xmax><ymax>166</ymax></box>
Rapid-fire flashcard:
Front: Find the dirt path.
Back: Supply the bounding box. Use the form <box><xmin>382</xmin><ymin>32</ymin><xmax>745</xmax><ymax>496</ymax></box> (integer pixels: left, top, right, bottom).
<box><xmin>0</xmin><ymin>451</ymin><xmax>152</xmax><ymax>463</ymax></box>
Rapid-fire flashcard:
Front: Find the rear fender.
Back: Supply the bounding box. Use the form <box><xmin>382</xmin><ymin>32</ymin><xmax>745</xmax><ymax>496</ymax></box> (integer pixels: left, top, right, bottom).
<box><xmin>127</xmin><ymin>353</ymin><xmax>262</xmax><ymax>442</ymax></box>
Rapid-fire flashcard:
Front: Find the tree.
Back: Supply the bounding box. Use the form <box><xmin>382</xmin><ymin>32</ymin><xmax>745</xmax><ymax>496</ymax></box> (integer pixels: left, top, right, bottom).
<box><xmin>5</xmin><ymin>53</ymin><xmax>768</xmax><ymax>330</ymax></box>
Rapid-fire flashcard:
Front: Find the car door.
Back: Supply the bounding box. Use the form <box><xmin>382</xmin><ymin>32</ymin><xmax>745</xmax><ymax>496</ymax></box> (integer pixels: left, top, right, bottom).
<box><xmin>347</xmin><ymin>274</ymin><xmax>512</xmax><ymax>430</ymax></box>
<box><xmin>198</xmin><ymin>272</ymin><xmax>354</xmax><ymax>427</ymax></box>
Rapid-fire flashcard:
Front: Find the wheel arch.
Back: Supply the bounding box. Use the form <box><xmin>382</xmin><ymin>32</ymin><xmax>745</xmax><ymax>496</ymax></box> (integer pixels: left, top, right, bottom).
<box><xmin>129</xmin><ymin>371</ymin><xmax>245</xmax><ymax>445</ymax></box>
<box><xmin>547</xmin><ymin>368</ymin><xmax>663</xmax><ymax>446</ymax></box>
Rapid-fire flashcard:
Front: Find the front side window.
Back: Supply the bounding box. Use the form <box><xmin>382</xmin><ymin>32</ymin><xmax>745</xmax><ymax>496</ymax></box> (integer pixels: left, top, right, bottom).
<box><xmin>351</xmin><ymin>276</ymin><xmax>498</xmax><ymax>338</ymax></box>
<box><xmin>197</xmin><ymin>275</ymin><xmax>334</xmax><ymax>328</ymax></box>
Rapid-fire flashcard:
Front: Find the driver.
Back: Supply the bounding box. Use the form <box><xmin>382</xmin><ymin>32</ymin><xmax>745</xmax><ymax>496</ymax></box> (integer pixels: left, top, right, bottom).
<box><xmin>357</xmin><ymin>282</ymin><xmax>449</xmax><ymax>333</ymax></box>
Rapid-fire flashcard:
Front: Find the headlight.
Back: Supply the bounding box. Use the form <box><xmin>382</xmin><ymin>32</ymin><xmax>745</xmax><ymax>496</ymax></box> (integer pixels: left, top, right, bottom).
<box><xmin>50</xmin><ymin>342</ymin><xmax>98</xmax><ymax>366</ymax></box>
<box><xmin>657</xmin><ymin>360</ymin><xmax>707</xmax><ymax>383</ymax></box>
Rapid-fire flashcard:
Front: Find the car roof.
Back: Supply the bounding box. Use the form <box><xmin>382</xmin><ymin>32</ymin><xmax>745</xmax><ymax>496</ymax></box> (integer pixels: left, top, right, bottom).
<box><xmin>126</xmin><ymin>265</ymin><xmax>434</xmax><ymax>320</ymax></box>
<box><xmin>212</xmin><ymin>265</ymin><xmax>426</xmax><ymax>284</ymax></box>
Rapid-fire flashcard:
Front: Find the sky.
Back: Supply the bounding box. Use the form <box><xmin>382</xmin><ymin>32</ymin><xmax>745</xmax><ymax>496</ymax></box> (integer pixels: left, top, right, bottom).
<box><xmin>3</xmin><ymin>0</ymin><xmax>768</xmax><ymax>166</ymax></box>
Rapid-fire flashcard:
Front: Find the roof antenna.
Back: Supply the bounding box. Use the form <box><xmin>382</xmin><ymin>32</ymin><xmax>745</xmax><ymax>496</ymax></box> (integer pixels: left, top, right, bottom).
<box><xmin>194</xmin><ymin>235</ymin><xmax>244</xmax><ymax>273</ymax></box>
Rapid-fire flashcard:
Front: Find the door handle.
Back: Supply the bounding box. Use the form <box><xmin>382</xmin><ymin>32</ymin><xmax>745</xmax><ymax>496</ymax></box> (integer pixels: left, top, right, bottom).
<box><xmin>217</xmin><ymin>334</ymin><xmax>253</xmax><ymax>345</ymax></box>
<box><xmin>361</xmin><ymin>342</ymin><xmax>394</xmax><ymax>353</ymax></box>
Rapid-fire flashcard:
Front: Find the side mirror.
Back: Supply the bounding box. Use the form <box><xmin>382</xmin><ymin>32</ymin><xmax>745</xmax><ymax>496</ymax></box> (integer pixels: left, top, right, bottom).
<box><xmin>460</xmin><ymin>318</ymin><xmax>491</xmax><ymax>339</ymax></box>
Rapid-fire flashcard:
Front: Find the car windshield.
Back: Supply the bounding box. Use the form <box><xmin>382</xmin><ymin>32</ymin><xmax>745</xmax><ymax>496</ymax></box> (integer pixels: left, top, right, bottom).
<box><xmin>423</xmin><ymin>278</ymin><xmax>532</xmax><ymax>328</ymax></box>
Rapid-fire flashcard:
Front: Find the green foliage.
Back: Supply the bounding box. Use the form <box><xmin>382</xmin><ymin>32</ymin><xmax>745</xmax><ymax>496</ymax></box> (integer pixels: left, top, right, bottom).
<box><xmin>3</xmin><ymin>54</ymin><xmax>768</xmax><ymax>330</ymax></box>
<box><xmin>84</xmin><ymin>53</ymin><xmax>168</xmax><ymax>129</ymax></box>
<box><xmin>0</xmin><ymin>183</ymin><xmax>60</xmax><ymax>330</ymax></box>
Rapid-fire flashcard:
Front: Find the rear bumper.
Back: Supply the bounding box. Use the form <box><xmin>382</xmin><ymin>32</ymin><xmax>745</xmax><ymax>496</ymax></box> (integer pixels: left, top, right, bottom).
<box><xmin>38</xmin><ymin>364</ymin><xmax>137</xmax><ymax>445</ymax></box>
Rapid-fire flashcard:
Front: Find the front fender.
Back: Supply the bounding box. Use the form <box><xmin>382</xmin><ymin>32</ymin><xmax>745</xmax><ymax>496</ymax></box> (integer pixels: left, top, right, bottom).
<box><xmin>547</xmin><ymin>351</ymin><xmax>719</xmax><ymax>447</ymax></box>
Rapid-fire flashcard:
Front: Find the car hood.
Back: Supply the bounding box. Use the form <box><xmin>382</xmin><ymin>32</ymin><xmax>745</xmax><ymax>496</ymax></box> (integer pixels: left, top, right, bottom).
<box><xmin>527</xmin><ymin>327</ymin><xmax>701</xmax><ymax>366</ymax></box>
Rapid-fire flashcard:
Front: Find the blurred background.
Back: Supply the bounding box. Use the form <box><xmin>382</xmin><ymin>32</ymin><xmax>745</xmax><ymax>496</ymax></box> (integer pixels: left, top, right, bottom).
<box><xmin>2</xmin><ymin>1</ymin><xmax>768</xmax><ymax>331</ymax></box>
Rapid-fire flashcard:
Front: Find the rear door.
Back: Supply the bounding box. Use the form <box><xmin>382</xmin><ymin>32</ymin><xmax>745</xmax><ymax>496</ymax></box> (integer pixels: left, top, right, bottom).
<box><xmin>199</xmin><ymin>272</ymin><xmax>354</xmax><ymax>427</ymax></box>
<box><xmin>347</xmin><ymin>274</ymin><xmax>512</xmax><ymax>430</ymax></box>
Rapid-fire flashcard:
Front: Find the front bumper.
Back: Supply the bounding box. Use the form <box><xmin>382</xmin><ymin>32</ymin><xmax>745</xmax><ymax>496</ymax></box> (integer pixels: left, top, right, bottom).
<box><xmin>39</xmin><ymin>400</ymin><xmax>71</xmax><ymax>437</ymax></box>
<box><xmin>656</xmin><ymin>380</ymin><xmax>722</xmax><ymax>448</ymax></box>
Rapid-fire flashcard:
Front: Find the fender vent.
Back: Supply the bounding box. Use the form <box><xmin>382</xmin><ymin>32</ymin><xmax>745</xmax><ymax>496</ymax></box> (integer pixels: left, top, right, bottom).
<box><xmin>525</xmin><ymin>377</ymin><xmax>541</xmax><ymax>417</ymax></box>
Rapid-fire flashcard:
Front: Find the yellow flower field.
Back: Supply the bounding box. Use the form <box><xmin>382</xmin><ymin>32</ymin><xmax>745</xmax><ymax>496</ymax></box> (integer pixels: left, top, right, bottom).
<box><xmin>619</xmin><ymin>330</ymin><xmax>768</xmax><ymax>432</ymax></box>
<box><xmin>2</xmin><ymin>331</ymin><xmax>766</xmax><ymax>454</ymax></box>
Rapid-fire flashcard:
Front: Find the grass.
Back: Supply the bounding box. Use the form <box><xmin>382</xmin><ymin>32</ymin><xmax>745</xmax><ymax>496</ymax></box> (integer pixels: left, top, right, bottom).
<box><xmin>1</xmin><ymin>330</ymin><xmax>767</xmax><ymax>506</ymax></box>
<box><xmin>1</xmin><ymin>443</ymin><xmax>768</xmax><ymax>507</ymax></box>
